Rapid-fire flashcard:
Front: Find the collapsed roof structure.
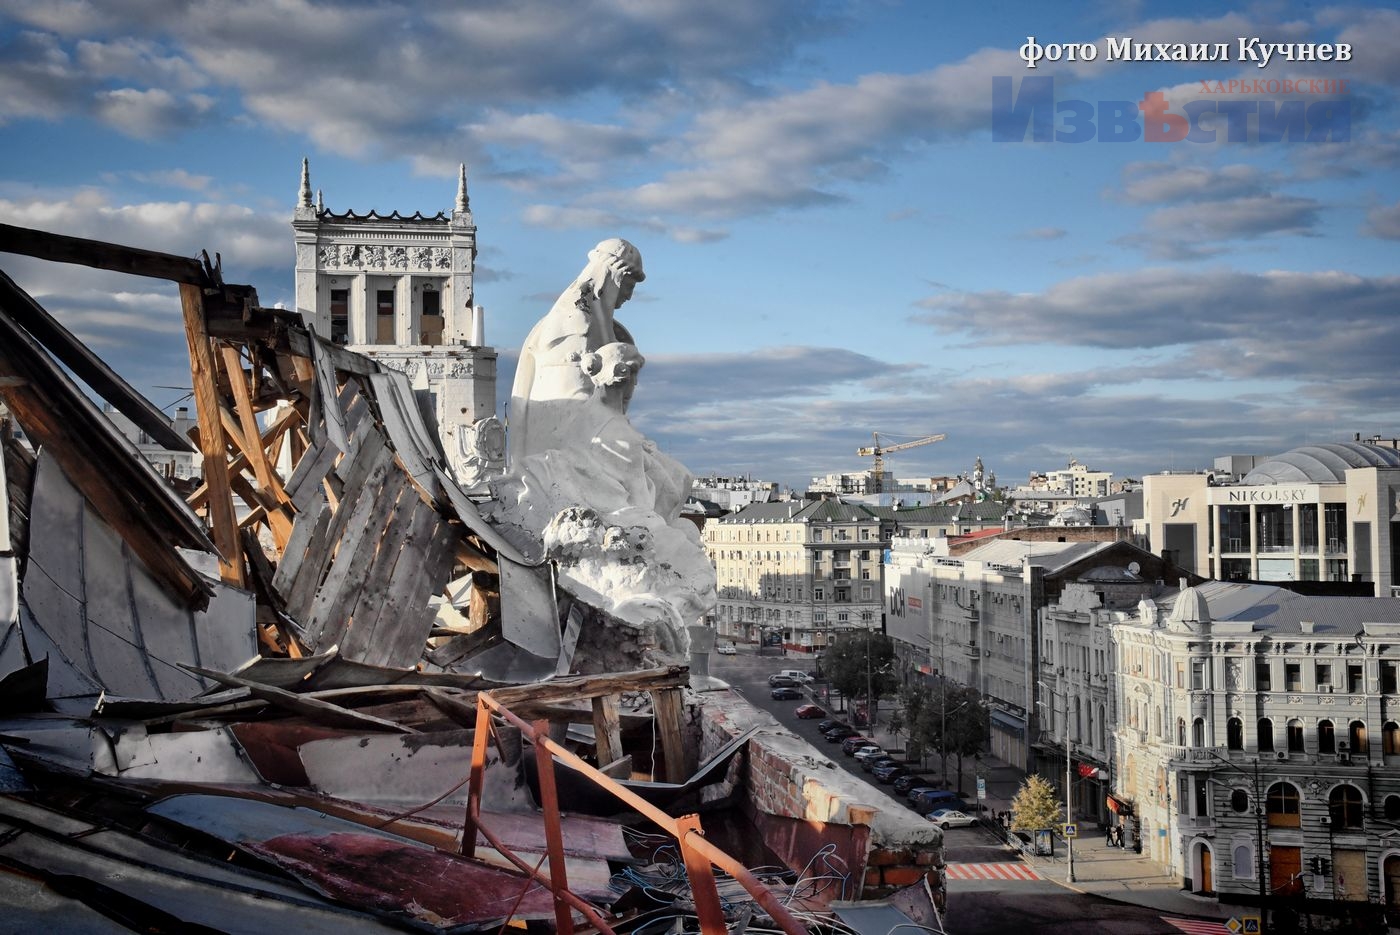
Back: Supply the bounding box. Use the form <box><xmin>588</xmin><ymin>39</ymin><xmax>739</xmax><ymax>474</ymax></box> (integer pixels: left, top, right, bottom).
<box><xmin>0</xmin><ymin>224</ymin><xmax>943</xmax><ymax>933</ymax></box>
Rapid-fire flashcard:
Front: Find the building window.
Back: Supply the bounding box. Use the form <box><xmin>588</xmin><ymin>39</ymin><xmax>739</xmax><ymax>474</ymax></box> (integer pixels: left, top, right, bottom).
<box><xmin>1285</xmin><ymin>663</ymin><xmax>1301</xmax><ymax>691</ymax></box>
<box><xmin>836</xmin><ymin>612</ymin><xmax>848</xmax><ymax>623</ymax></box>
<box><xmin>420</xmin><ymin>288</ymin><xmax>443</xmax><ymax>345</ymax></box>
<box><xmin>1227</xmin><ymin>717</ymin><xmax>1244</xmax><ymax>750</ymax></box>
<box><xmin>814</xmin><ymin>588</ymin><xmax>824</xmax><ymax>601</ymax></box>
<box><xmin>1385</xmin><ymin>721</ymin><xmax>1400</xmax><ymax>755</ymax></box>
<box><xmin>1386</xmin><ymin>795</ymin><xmax>1400</xmax><ymax>821</ymax></box>
<box><xmin>1318</xmin><ymin>720</ymin><xmax>1335</xmax><ymax>754</ymax></box>
<box><xmin>1384</xmin><ymin>663</ymin><xmax>1398</xmax><ymax>695</ymax></box>
<box><xmin>1232</xmin><ymin>844</ymin><xmax>1255</xmax><ymax>880</ymax></box>
<box><xmin>1191</xmin><ymin>661</ymin><xmax>1205</xmax><ymax>690</ymax></box>
<box><xmin>1177</xmin><ymin>718</ymin><xmax>1186</xmax><ymax>746</ymax></box>
<box><xmin>1256</xmin><ymin>662</ymin><xmax>1271</xmax><ymax>691</ymax></box>
<box><xmin>1230</xmin><ymin>789</ymin><xmax>1250</xmax><ymax>813</ymax></box>
<box><xmin>1287</xmin><ymin>719</ymin><xmax>1304</xmax><ymax>753</ymax></box>
<box><xmin>1266</xmin><ymin>782</ymin><xmax>1300</xmax><ymax>828</ymax></box>
<box><xmin>1350</xmin><ymin>720</ymin><xmax>1369</xmax><ymax>757</ymax></box>
<box><xmin>1192</xmin><ymin>718</ymin><xmax>1205</xmax><ymax>747</ymax></box>
<box><xmin>375</xmin><ymin>289</ymin><xmax>396</xmax><ymax>344</ymax></box>
<box><xmin>1258</xmin><ymin>718</ymin><xmax>1274</xmax><ymax>752</ymax></box>
<box><xmin>1316</xmin><ymin>663</ymin><xmax>1332</xmax><ymax>691</ymax></box>
<box><xmin>1328</xmin><ymin>784</ymin><xmax>1364</xmax><ymax>830</ymax></box>
<box><xmin>330</xmin><ymin>288</ymin><xmax>349</xmax><ymax>344</ymax></box>
<box><xmin>1347</xmin><ymin>664</ymin><xmax>1364</xmax><ymax>694</ymax></box>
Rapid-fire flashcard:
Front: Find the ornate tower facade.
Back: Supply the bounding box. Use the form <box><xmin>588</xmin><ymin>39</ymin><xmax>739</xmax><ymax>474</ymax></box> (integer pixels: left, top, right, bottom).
<box><xmin>291</xmin><ymin>160</ymin><xmax>503</xmax><ymax>487</ymax></box>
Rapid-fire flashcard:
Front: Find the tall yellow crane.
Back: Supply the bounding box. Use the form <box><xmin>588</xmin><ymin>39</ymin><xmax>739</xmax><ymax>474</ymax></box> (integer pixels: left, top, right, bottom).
<box><xmin>857</xmin><ymin>432</ymin><xmax>946</xmax><ymax>494</ymax></box>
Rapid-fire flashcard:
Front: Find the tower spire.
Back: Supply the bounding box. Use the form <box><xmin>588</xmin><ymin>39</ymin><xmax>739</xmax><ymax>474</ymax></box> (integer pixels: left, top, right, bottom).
<box><xmin>298</xmin><ymin>157</ymin><xmax>313</xmax><ymax>208</ymax></box>
<box><xmin>455</xmin><ymin>163</ymin><xmax>469</xmax><ymax>213</ymax></box>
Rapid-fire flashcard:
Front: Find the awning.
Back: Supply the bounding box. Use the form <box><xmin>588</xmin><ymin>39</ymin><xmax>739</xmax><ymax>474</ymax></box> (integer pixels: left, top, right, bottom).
<box><xmin>1106</xmin><ymin>793</ymin><xmax>1134</xmax><ymax>815</ymax></box>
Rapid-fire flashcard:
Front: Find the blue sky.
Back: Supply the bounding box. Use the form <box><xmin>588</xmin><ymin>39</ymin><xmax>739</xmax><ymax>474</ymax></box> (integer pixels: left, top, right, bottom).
<box><xmin>1</xmin><ymin>0</ymin><xmax>1397</xmax><ymax>491</ymax></box>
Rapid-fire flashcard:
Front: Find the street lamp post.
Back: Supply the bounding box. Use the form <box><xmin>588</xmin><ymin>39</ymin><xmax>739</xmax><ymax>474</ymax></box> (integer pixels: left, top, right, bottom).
<box><xmin>1066</xmin><ymin>733</ymin><xmax>1075</xmax><ymax>883</ymax></box>
<box><xmin>1204</xmin><ymin>751</ymin><xmax>1268</xmax><ymax>934</ymax></box>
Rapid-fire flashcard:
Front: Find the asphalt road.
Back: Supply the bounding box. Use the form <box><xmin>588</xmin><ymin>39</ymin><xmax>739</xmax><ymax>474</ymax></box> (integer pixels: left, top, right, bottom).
<box><xmin>711</xmin><ymin>646</ymin><xmax>1191</xmax><ymax>934</ymax></box>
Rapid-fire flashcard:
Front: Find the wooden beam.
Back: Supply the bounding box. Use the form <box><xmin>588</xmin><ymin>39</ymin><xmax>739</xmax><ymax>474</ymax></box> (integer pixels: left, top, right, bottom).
<box><xmin>0</xmin><ymin>270</ymin><xmax>192</xmax><ymax>452</ymax></box>
<box><xmin>218</xmin><ymin>344</ymin><xmax>294</xmax><ymax>547</ymax></box>
<box><xmin>488</xmin><ymin>666</ymin><xmax>689</xmax><ymax>708</ymax></box>
<box><xmin>180</xmin><ymin>283</ymin><xmax>242</xmax><ymax>587</ymax></box>
<box><xmin>591</xmin><ymin>695</ymin><xmax>623</xmax><ymax>770</ymax></box>
<box><xmin>0</xmin><ymin>222</ymin><xmax>208</xmax><ymax>285</ymax></box>
<box><xmin>651</xmin><ymin>687</ymin><xmax>687</xmax><ymax>783</ymax></box>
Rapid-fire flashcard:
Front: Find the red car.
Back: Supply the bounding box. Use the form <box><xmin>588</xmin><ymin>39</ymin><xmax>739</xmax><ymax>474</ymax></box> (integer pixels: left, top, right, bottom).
<box><xmin>795</xmin><ymin>704</ymin><xmax>826</xmax><ymax>719</ymax></box>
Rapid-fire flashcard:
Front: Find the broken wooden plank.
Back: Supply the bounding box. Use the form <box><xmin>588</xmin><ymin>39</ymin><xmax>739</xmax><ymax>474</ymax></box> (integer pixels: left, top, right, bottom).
<box><xmin>0</xmin><ymin>269</ymin><xmax>192</xmax><ymax>452</ymax></box>
<box><xmin>271</xmin><ymin>499</ymin><xmax>330</xmax><ymax>597</ymax></box>
<box><xmin>489</xmin><ymin>666</ymin><xmax>689</xmax><ymax>708</ymax></box>
<box><xmin>591</xmin><ymin>695</ymin><xmax>623</xmax><ymax>771</ymax></box>
<box><xmin>179</xmin><ymin>283</ymin><xmax>242</xmax><ymax>587</ymax></box>
<box><xmin>181</xmin><ymin>664</ymin><xmax>416</xmax><ymax>733</ymax></box>
<box><xmin>303</xmin><ymin>472</ymin><xmax>409</xmax><ymax>651</ymax></box>
<box><xmin>336</xmin><ymin>479</ymin><xmax>421</xmax><ymax>661</ymax></box>
<box><xmin>0</xmin><ymin>222</ymin><xmax>208</xmax><ymax>285</ymax></box>
<box><xmin>651</xmin><ymin>687</ymin><xmax>686</xmax><ymax>783</ymax></box>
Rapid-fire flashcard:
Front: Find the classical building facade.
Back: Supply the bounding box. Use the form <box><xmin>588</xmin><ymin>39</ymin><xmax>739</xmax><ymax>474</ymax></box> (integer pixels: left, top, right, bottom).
<box><xmin>886</xmin><ymin>535</ymin><xmax>1190</xmax><ymax>772</ymax></box>
<box><xmin>1139</xmin><ymin>441</ymin><xmax>1400</xmax><ymax>595</ymax></box>
<box><xmin>702</xmin><ymin>498</ymin><xmax>1006</xmax><ymax>653</ymax></box>
<box><xmin>291</xmin><ymin>160</ymin><xmax>503</xmax><ymax>488</ymax></box>
<box><xmin>1106</xmin><ymin>580</ymin><xmax>1400</xmax><ymax>910</ymax></box>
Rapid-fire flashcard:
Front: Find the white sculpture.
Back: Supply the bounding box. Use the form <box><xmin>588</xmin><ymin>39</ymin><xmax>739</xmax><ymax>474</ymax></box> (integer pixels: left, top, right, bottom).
<box><xmin>491</xmin><ymin>239</ymin><xmax>715</xmax><ymax>671</ymax></box>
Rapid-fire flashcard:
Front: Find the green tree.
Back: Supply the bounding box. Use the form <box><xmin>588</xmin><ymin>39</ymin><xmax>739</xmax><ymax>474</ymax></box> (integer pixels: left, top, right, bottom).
<box><xmin>942</xmin><ymin>684</ymin><xmax>990</xmax><ymax>793</ymax></box>
<box><xmin>821</xmin><ymin>631</ymin><xmax>895</xmax><ymax>718</ymax></box>
<box><xmin>1011</xmin><ymin>774</ymin><xmax>1062</xmax><ymax>832</ymax></box>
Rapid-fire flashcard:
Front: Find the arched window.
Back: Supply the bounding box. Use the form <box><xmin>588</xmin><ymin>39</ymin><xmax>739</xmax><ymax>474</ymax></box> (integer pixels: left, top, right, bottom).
<box><xmin>1329</xmin><ymin>784</ymin><xmax>1364</xmax><ymax>830</ymax></box>
<box><xmin>1177</xmin><ymin>718</ymin><xmax>1187</xmax><ymax>746</ymax></box>
<box><xmin>1192</xmin><ymin>717</ymin><xmax>1205</xmax><ymax>747</ymax></box>
<box><xmin>1318</xmin><ymin>720</ymin><xmax>1336</xmax><ymax>754</ymax></box>
<box><xmin>1230</xmin><ymin>789</ymin><xmax>1250</xmax><ymax>812</ymax></box>
<box><xmin>1266</xmin><ymin>782</ymin><xmax>1300</xmax><ymax>828</ymax></box>
<box><xmin>1350</xmin><ymin>720</ymin><xmax>1369</xmax><ymax>757</ymax></box>
<box><xmin>1287</xmin><ymin>719</ymin><xmax>1305</xmax><ymax>753</ymax></box>
<box><xmin>1385</xmin><ymin>795</ymin><xmax>1400</xmax><ymax>821</ymax></box>
<box><xmin>1233</xmin><ymin>844</ymin><xmax>1255</xmax><ymax>879</ymax></box>
<box><xmin>1384</xmin><ymin>721</ymin><xmax>1400</xmax><ymax>756</ymax></box>
<box><xmin>1258</xmin><ymin>718</ymin><xmax>1274</xmax><ymax>752</ymax></box>
<box><xmin>1227</xmin><ymin>718</ymin><xmax>1244</xmax><ymax>750</ymax></box>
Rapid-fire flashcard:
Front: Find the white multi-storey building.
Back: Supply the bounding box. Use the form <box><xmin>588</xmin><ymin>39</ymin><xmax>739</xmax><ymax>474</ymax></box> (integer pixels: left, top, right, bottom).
<box><xmin>1046</xmin><ymin>459</ymin><xmax>1112</xmax><ymax>498</ymax></box>
<box><xmin>1095</xmin><ymin>580</ymin><xmax>1400</xmax><ymax>911</ymax></box>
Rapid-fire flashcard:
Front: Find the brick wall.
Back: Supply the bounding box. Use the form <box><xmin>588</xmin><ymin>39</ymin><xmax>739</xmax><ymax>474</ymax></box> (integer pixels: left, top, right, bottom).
<box><xmin>697</xmin><ymin>690</ymin><xmax>946</xmax><ymax>902</ymax></box>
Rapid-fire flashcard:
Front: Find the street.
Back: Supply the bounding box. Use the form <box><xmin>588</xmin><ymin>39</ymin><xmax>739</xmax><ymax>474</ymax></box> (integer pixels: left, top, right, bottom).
<box><xmin>710</xmin><ymin>645</ymin><xmax>1201</xmax><ymax>934</ymax></box>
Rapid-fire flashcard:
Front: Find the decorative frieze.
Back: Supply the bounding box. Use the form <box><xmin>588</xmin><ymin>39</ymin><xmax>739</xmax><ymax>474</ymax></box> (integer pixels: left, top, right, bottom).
<box><xmin>317</xmin><ymin>243</ymin><xmax>451</xmax><ymax>272</ymax></box>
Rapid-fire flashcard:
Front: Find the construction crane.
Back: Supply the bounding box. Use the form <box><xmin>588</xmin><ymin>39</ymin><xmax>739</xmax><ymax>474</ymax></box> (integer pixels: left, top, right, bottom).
<box><xmin>857</xmin><ymin>432</ymin><xmax>946</xmax><ymax>494</ymax></box>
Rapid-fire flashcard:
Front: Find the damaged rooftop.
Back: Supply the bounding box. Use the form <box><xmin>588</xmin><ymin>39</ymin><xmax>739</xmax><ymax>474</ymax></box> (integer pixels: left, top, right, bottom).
<box><xmin>0</xmin><ymin>222</ymin><xmax>944</xmax><ymax>934</ymax></box>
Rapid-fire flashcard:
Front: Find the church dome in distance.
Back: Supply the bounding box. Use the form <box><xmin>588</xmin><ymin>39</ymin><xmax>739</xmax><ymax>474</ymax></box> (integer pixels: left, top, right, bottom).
<box><xmin>1241</xmin><ymin>442</ymin><xmax>1400</xmax><ymax>485</ymax></box>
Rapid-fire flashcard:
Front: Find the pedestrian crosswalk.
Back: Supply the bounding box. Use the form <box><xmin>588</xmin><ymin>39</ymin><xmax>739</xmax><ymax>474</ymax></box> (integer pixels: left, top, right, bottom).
<box><xmin>1161</xmin><ymin>917</ymin><xmax>1231</xmax><ymax>935</ymax></box>
<box><xmin>944</xmin><ymin>862</ymin><xmax>1042</xmax><ymax>881</ymax></box>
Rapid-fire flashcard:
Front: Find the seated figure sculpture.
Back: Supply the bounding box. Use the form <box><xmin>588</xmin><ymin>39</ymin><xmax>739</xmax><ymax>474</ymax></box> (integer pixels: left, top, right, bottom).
<box><xmin>490</xmin><ymin>239</ymin><xmax>716</xmax><ymax>670</ymax></box>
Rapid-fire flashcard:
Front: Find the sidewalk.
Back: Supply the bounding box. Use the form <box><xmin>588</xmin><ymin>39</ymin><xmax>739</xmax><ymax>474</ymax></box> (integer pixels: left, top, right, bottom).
<box><xmin>856</xmin><ymin>713</ymin><xmax>1241</xmax><ymax>921</ymax></box>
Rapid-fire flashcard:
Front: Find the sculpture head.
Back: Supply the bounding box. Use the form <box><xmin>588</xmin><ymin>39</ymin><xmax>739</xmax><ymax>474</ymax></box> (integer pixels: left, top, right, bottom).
<box><xmin>585</xmin><ymin>238</ymin><xmax>644</xmax><ymax>308</ymax></box>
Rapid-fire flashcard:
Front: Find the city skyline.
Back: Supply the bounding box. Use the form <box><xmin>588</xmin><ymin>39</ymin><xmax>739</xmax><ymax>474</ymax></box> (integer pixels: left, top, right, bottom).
<box><xmin>1</xmin><ymin>1</ymin><xmax>1397</xmax><ymax>490</ymax></box>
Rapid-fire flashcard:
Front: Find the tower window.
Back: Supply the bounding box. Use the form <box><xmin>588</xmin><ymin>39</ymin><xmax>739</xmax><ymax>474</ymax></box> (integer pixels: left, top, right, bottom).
<box><xmin>376</xmin><ymin>289</ymin><xmax>395</xmax><ymax>344</ymax></box>
<box><xmin>330</xmin><ymin>289</ymin><xmax>349</xmax><ymax>344</ymax></box>
<box><xmin>420</xmin><ymin>288</ymin><xmax>443</xmax><ymax>345</ymax></box>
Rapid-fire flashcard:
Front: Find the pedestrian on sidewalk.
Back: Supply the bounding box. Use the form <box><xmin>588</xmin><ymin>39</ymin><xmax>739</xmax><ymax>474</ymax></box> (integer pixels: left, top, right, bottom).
<box><xmin>1104</xmin><ymin>824</ymin><xmax>1113</xmax><ymax>846</ymax></box>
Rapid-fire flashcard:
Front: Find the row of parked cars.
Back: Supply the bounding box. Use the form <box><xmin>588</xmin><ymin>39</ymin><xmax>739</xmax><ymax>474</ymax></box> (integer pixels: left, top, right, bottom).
<box><xmin>808</xmin><ymin>718</ymin><xmax>980</xmax><ymax>828</ymax></box>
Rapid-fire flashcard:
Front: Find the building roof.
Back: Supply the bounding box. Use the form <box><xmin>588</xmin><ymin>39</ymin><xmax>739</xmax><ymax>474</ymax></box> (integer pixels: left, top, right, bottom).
<box><xmin>958</xmin><ymin>538</ymin><xmax>1108</xmax><ymax>570</ymax></box>
<box><xmin>869</xmin><ymin>500</ymin><xmax>1006</xmax><ymax>523</ymax></box>
<box><xmin>1154</xmin><ymin>580</ymin><xmax>1400</xmax><ymax>637</ymax></box>
<box><xmin>1240</xmin><ymin>441</ymin><xmax>1400</xmax><ymax>485</ymax></box>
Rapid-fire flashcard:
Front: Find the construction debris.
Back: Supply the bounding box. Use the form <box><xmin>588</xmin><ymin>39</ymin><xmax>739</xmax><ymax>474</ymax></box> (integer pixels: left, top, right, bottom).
<box><xmin>0</xmin><ymin>224</ymin><xmax>869</xmax><ymax>933</ymax></box>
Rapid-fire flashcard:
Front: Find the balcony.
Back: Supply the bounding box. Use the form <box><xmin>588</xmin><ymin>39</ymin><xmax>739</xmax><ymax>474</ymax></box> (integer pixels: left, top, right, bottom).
<box><xmin>1165</xmin><ymin>745</ymin><xmax>1231</xmax><ymax>767</ymax></box>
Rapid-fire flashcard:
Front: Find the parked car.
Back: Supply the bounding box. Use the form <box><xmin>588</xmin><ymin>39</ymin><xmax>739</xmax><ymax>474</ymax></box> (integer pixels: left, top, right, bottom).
<box><xmin>823</xmin><ymin>725</ymin><xmax>859</xmax><ymax>742</ymax></box>
<box><xmin>768</xmin><ymin>675</ymin><xmax>800</xmax><ymax>688</ymax></box>
<box><xmin>892</xmin><ymin>774</ymin><xmax>935</xmax><ymax>796</ymax></box>
<box><xmin>928</xmin><ymin>809</ymin><xmax>977</xmax><ymax>829</ymax></box>
<box><xmin>771</xmin><ymin>686</ymin><xmax>803</xmax><ymax>700</ymax></box>
<box><xmin>872</xmin><ymin>762</ymin><xmax>910</xmax><ymax>784</ymax></box>
<box><xmin>852</xmin><ymin>746</ymin><xmax>886</xmax><ymax>765</ymax></box>
<box><xmin>773</xmin><ymin>669</ymin><xmax>811</xmax><ymax>684</ymax></box>
<box><xmin>912</xmin><ymin>790</ymin><xmax>969</xmax><ymax>815</ymax></box>
<box><xmin>795</xmin><ymin>704</ymin><xmax>826</xmax><ymax>719</ymax></box>
<box><xmin>817</xmin><ymin>718</ymin><xmax>844</xmax><ymax>732</ymax></box>
<box><xmin>861</xmin><ymin>754</ymin><xmax>897</xmax><ymax>773</ymax></box>
<box><xmin>841</xmin><ymin>735</ymin><xmax>874</xmax><ymax>755</ymax></box>
<box><xmin>715</xmin><ymin>641</ymin><xmax>736</xmax><ymax>655</ymax></box>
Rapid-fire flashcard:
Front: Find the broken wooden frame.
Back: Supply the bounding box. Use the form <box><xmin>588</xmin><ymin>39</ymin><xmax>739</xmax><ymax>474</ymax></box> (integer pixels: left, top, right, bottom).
<box><xmin>465</xmin><ymin>672</ymin><xmax>810</xmax><ymax>935</ymax></box>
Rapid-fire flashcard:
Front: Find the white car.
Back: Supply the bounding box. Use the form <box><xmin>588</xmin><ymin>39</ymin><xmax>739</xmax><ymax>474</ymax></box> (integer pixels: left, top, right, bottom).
<box><xmin>928</xmin><ymin>809</ymin><xmax>977</xmax><ymax>829</ymax></box>
<box><xmin>853</xmin><ymin>745</ymin><xmax>886</xmax><ymax>764</ymax></box>
<box><xmin>716</xmin><ymin>642</ymin><xmax>737</xmax><ymax>655</ymax></box>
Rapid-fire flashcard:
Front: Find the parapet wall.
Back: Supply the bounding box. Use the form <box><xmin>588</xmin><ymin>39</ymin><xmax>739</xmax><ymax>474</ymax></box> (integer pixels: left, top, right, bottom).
<box><xmin>697</xmin><ymin>690</ymin><xmax>945</xmax><ymax>900</ymax></box>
